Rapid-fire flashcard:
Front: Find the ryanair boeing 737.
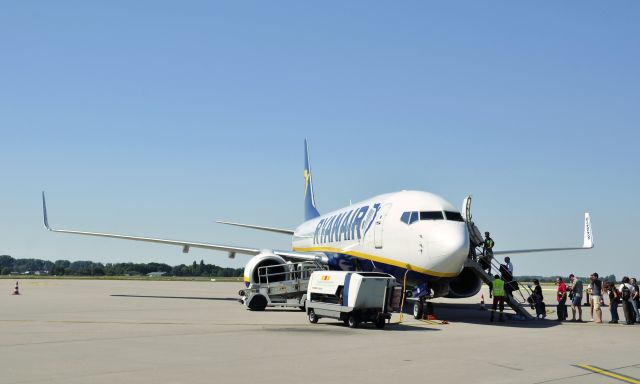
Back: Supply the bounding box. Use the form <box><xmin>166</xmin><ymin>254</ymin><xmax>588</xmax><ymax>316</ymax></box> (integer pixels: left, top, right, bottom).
<box><xmin>42</xmin><ymin>140</ymin><xmax>593</xmax><ymax>316</ymax></box>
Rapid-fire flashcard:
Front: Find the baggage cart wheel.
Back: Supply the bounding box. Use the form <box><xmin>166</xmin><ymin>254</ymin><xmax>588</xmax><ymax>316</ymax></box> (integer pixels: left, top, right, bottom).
<box><xmin>413</xmin><ymin>302</ymin><xmax>424</xmax><ymax>319</ymax></box>
<box><xmin>248</xmin><ymin>294</ymin><xmax>268</xmax><ymax>311</ymax></box>
<box><xmin>347</xmin><ymin>314</ymin><xmax>360</xmax><ymax>328</ymax></box>
<box><xmin>375</xmin><ymin>317</ymin><xmax>386</xmax><ymax>329</ymax></box>
<box><xmin>308</xmin><ymin>309</ymin><xmax>319</xmax><ymax>324</ymax></box>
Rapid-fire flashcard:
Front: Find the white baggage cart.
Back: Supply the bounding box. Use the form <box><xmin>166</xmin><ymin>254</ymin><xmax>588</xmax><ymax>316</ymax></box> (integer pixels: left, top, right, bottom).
<box><xmin>305</xmin><ymin>271</ymin><xmax>403</xmax><ymax>329</ymax></box>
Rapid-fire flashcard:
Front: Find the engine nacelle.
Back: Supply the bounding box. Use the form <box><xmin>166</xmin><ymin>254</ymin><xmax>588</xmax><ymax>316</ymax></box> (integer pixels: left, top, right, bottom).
<box><xmin>243</xmin><ymin>251</ymin><xmax>290</xmax><ymax>287</ymax></box>
<box><xmin>445</xmin><ymin>267</ymin><xmax>482</xmax><ymax>298</ymax></box>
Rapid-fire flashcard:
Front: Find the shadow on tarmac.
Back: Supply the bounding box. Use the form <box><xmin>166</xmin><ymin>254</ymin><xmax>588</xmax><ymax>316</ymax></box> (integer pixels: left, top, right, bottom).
<box><xmin>320</xmin><ymin>321</ymin><xmax>440</xmax><ymax>332</ymax></box>
<box><xmin>421</xmin><ymin>302</ymin><xmax>563</xmax><ymax>329</ymax></box>
<box><xmin>110</xmin><ymin>294</ymin><xmax>238</xmax><ymax>301</ymax></box>
<box><xmin>109</xmin><ymin>295</ymin><xmax>567</xmax><ymax>329</ymax></box>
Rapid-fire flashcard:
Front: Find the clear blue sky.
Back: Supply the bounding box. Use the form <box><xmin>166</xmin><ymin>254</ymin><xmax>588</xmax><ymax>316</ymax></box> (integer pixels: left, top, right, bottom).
<box><xmin>1</xmin><ymin>1</ymin><xmax>638</xmax><ymax>278</ymax></box>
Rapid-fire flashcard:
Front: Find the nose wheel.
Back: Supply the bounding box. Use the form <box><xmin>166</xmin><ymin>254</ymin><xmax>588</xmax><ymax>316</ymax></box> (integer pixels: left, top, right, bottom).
<box><xmin>413</xmin><ymin>299</ymin><xmax>434</xmax><ymax>320</ymax></box>
<box><xmin>413</xmin><ymin>301</ymin><xmax>424</xmax><ymax>319</ymax></box>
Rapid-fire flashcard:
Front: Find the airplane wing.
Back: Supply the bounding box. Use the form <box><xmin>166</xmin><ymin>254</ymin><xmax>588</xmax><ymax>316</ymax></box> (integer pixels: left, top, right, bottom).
<box><xmin>215</xmin><ymin>220</ymin><xmax>295</xmax><ymax>235</ymax></box>
<box><xmin>42</xmin><ymin>192</ymin><xmax>323</xmax><ymax>262</ymax></box>
<box><xmin>493</xmin><ymin>213</ymin><xmax>593</xmax><ymax>255</ymax></box>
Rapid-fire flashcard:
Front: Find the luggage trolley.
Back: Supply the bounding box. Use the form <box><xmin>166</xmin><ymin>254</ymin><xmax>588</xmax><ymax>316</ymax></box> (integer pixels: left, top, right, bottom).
<box><xmin>305</xmin><ymin>271</ymin><xmax>403</xmax><ymax>329</ymax></box>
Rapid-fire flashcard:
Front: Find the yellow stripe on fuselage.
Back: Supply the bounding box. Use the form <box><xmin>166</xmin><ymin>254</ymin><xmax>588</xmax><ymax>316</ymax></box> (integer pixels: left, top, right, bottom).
<box><xmin>292</xmin><ymin>246</ymin><xmax>459</xmax><ymax>278</ymax></box>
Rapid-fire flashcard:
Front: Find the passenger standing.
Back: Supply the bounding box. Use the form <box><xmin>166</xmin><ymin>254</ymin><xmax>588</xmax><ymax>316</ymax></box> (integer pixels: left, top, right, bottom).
<box><xmin>490</xmin><ymin>274</ymin><xmax>506</xmax><ymax>322</ymax></box>
<box><xmin>618</xmin><ymin>277</ymin><xmax>636</xmax><ymax>325</ymax></box>
<box><xmin>504</xmin><ymin>257</ymin><xmax>519</xmax><ymax>296</ymax></box>
<box><xmin>499</xmin><ymin>261</ymin><xmax>514</xmax><ymax>297</ymax></box>
<box><xmin>481</xmin><ymin>232</ymin><xmax>495</xmax><ymax>274</ymax></box>
<box><xmin>605</xmin><ymin>282</ymin><xmax>620</xmax><ymax>324</ymax></box>
<box><xmin>587</xmin><ymin>280</ymin><xmax>593</xmax><ymax>321</ymax></box>
<box><xmin>568</xmin><ymin>274</ymin><xmax>583</xmax><ymax>322</ymax></box>
<box><xmin>590</xmin><ymin>273</ymin><xmax>603</xmax><ymax>324</ymax></box>
<box><xmin>505</xmin><ymin>257</ymin><xmax>513</xmax><ymax>275</ymax></box>
<box><xmin>630</xmin><ymin>278</ymin><xmax>640</xmax><ymax>323</ymax></box>
<box><xmin>531</xmin><ymin>279</ymin><xmax>545</xmax><ymax>319</ymax></box>
<box><xmin>556</xmin><ymin>277</ymin><xmax>567</xmax><ymax>321</ymax></box>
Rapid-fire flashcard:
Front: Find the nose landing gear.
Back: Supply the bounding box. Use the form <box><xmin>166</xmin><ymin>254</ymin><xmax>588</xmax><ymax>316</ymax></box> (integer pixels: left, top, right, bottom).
<box><xmin>413</xmin><ymin>301</ymin><xmax>424</xmax><ymax>319</ymax></box>
<box><xmin>412</xmin><ymin>298</ymin><xmax>435</xmax><ymax>320</ymax></box>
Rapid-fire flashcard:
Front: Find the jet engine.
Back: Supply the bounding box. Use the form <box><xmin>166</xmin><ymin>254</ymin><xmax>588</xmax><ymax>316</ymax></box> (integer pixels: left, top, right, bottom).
<box><xmin>445</xmin><ymin>267</ymin><xmax>482</xmax><ymax>298</ymax></box>
<box><xmin>242</xmin><ymin>251</ymin><xmax>290</xmax><ymax>286</ymax></box>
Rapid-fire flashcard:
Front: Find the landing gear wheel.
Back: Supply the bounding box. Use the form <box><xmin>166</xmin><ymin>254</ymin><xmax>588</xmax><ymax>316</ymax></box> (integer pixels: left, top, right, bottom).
<box><xmin>248</xmin><ymin>294</ymin><xmax>268</xmax><ymax>311</ymax></box>
<box><xmin>413</xmin><ymin>302</ymin><xmax>424</xmax><ymax>319</ymax></box>
<box><xmin>347</xmin><ymin>314</ymin><xmax>360</xmax><ymax>328</ymax></box>
<box><xmin>375</xmin><ymin>317</ymin><xmax>386</xmax><ymax>329</ymax></box>
<box><xmin>308</xmin><ymin>309</ymin><xmax>318</xmax><ymax>324</ymax></box>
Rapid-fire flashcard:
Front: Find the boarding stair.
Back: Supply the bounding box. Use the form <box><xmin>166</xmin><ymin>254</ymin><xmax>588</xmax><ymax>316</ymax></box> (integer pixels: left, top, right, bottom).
<box><xmin>465</xmin><ymin>253</ymin><xmax>535</xmax><ymax>320</ymax></box>
<box><xmin>462</xmin><ymin>196</ymin><xmax>535</xmax><ymax>320</ymax></box>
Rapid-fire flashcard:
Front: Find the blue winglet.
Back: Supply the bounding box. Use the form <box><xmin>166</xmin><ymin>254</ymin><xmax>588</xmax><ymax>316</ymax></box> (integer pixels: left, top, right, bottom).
<box><xmin>304</xmin><ymin>139</ymin><xmax>320</xmax><ymax>221</ymax></box>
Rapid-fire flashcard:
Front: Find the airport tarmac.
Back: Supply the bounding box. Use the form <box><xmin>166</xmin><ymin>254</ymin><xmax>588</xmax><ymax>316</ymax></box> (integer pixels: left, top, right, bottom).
<box><xmin>1</xmin><ymin>279</ymin><xmax>639</xmax><ymax>384</ymax></box>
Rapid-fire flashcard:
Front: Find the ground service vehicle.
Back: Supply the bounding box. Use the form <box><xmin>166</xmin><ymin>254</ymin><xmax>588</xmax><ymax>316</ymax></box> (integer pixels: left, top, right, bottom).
<box><xmin>305</xmin><ymin>271</ymin><xmax>402</xmax><ymax>329</ymax></box>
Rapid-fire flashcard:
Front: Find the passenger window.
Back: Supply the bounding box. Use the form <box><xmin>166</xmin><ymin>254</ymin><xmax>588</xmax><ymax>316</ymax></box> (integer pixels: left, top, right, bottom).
<box><xmin>444</xmin><ymin>211</ymin><xmax>464</xmax><ymax>222</ymax></box>
<box><xmin>400</xmin><ymin>212</ymin><xmax>410</xmax><ymax>224</ymax></box>
<box><xmin>409</xmin><ymin>211</ymin><xmax>419</xmax><ymax>224</ymax></box>
<box><xmin>420</xmin><ymin>211</ymin><xmax>444</xmax><ymax>220</ymax></box>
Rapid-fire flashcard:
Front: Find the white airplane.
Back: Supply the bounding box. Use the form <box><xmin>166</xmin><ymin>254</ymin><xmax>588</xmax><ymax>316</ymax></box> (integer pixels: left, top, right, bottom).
<box><xmin>42</xmin><ymin>140</ymin><xmax>593</xmax><ymax>316</ymax></box>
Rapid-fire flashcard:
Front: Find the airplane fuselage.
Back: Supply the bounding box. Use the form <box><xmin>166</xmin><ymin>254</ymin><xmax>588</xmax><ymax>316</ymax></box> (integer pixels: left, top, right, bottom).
<box><xmin>292</xmin><ymin>190</ymin><xmax>470</xmax><ymax>287</ymax></box>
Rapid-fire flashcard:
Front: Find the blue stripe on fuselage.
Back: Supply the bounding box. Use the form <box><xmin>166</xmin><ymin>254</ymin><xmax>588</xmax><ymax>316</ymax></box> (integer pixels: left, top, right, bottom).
<box><xmin>323</xmin><ymin>252</ymin><xmax>437</xmax><ymax>288</ymax></box>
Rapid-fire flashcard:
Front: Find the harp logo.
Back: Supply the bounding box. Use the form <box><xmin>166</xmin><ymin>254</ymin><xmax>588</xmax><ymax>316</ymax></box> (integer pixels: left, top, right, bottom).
<box><xmin>304</xmin><ymin>169</ymin><xmax>311</xmax><ymax>197</ymax></box>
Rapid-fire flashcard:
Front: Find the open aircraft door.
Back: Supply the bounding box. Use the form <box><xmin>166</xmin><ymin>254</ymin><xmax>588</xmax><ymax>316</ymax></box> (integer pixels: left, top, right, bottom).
<box><xmin>462</xmin><ymin>195</ymin><xmax>473</xmax><ymax>223</ymax></box>
<box><xmin>374</xmin><ymin>203</ymin><xmax>392</xmax><ymax>249</ymax></box>
<box><xmin>462</xmin><ymin>195</ymin><xmax>483</xmax><ymax>247</ymax></box>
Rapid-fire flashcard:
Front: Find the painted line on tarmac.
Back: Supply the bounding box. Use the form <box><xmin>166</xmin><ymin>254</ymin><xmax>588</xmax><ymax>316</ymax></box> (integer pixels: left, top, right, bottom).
<box><xmin>0</xmin><ymin>319</ymin><xmax>191</xmax><ymax>325</ymax></box>
<box><xmin>574</xmin><ymin>364</ymin><xmax>640</xmax><ymax>383</ymax></box>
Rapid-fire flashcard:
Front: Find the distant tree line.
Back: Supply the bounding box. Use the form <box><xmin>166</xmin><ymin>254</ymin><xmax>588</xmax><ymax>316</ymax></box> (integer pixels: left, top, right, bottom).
<box><xmin>0</xmin><ymin>255</ymin><xmax>243</xmax><ymax>277</ymax></box>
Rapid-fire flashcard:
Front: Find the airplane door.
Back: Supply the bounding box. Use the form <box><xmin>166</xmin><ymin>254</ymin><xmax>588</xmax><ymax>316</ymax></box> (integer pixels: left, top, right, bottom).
<box><xmin>374</xmin><ymin>204</ymin><xmax>392</xmax><ymax>249</ymax></box>
<box><xmin>462</xmin><ymin>195</ymin><xmax>472</xmax><ymax>223</ymax></box>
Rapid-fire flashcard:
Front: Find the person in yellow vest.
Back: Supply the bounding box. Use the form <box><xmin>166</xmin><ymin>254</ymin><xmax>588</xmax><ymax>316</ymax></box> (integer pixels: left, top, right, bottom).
<box><xmin>481</xmin><ymin>232</ymin><xmax>495</xmax><ymax>274</ymax></box>
<box><xmin>490</xmin><ymin>274</ymin><xmax>506</xmax><ymax>322</ymax></box>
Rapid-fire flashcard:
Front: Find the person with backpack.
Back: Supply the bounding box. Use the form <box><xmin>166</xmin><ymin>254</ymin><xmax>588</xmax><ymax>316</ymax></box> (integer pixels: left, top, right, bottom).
<box><xmin>630</xmin><ymin>278</ymin><xmax>640</xmax><ymax>323</ymax></box>
<box><xmin>605</xmin><ymin>282</ymin><xmax>620</xmax><ymax>324</ymax></box>
<box><xmin>499</xmin><ymin>262</ymin><xmax>514</xmax><ymax>297</ymax></box>
<box><xmin>568</xmin><ymin>274</ymin><xmax>583</xmax><ymax>322</ymax></box>
<box><xmin>530</xmin><ymin>279</ymin><xmax>545</xmax><ymax>319</ymax></box>
<box><xmin>618</xmin><ymin>277</ymin><xmax>636</xmax><ymax>325</ymax></box>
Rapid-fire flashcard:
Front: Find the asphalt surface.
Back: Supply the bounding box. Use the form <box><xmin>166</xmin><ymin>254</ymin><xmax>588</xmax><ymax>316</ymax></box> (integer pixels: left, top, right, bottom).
<box><xmin>2</xmin><ymin>279</ymin><xmax>639</xmax><ymax>384</ymax></box>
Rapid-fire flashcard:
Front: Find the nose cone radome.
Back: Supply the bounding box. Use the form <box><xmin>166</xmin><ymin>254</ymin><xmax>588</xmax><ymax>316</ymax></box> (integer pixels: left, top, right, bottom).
<box><xmin>428</xmin><ymin>224</ymin><xmax>470</xmax><ymax>272</ymax></box>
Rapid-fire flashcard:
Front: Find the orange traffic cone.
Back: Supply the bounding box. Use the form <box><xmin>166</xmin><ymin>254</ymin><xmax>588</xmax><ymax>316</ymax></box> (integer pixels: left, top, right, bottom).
<box><xmin>480</xmin><ymin>294</ymin><xmax>485</xmax><ymax>310</ymax></box>
<box><xmin>12</xmin><ymin>281</ymin><xmax>20</xmax><ymax>295</ymax></box>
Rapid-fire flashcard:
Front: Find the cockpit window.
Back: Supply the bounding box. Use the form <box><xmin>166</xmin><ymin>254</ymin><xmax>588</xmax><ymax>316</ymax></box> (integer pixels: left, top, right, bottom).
<box><xmin>402</xmin><ymin>211</ymin><xmax>449</xmax><ymax>224</ymax></box>
<box><xmin>444</xmin><ymin>211</ymin><xmax>464</xmax><ymax>222</ymax></box>
<box><xmin>420</xmin><ymin>211</ymin><xmax>444</xmax><ymax>220</ymax></box>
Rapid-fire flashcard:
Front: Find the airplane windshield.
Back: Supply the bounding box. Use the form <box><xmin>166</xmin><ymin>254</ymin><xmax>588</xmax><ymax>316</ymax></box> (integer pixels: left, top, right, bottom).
<box><xmin>420</xmin><ymin>211</ymin><xmax>444</xmax><ymax>220</ymax></box>
<box><xmin>402</xmin><ymin>211</ymin><xmax>447</xmax><ymax>224</ymax></box>
<box><xmin>444</xmin><ymin>211</ymin><xmax>464</xmax><ymax>222</ymax></box>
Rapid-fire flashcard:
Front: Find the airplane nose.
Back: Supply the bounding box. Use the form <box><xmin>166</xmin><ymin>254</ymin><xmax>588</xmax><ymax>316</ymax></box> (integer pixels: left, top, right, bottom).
<box><xmin>427</xmin><ymin>224</ymin><xmax>470</xmax><ymax>263</ymax></box>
